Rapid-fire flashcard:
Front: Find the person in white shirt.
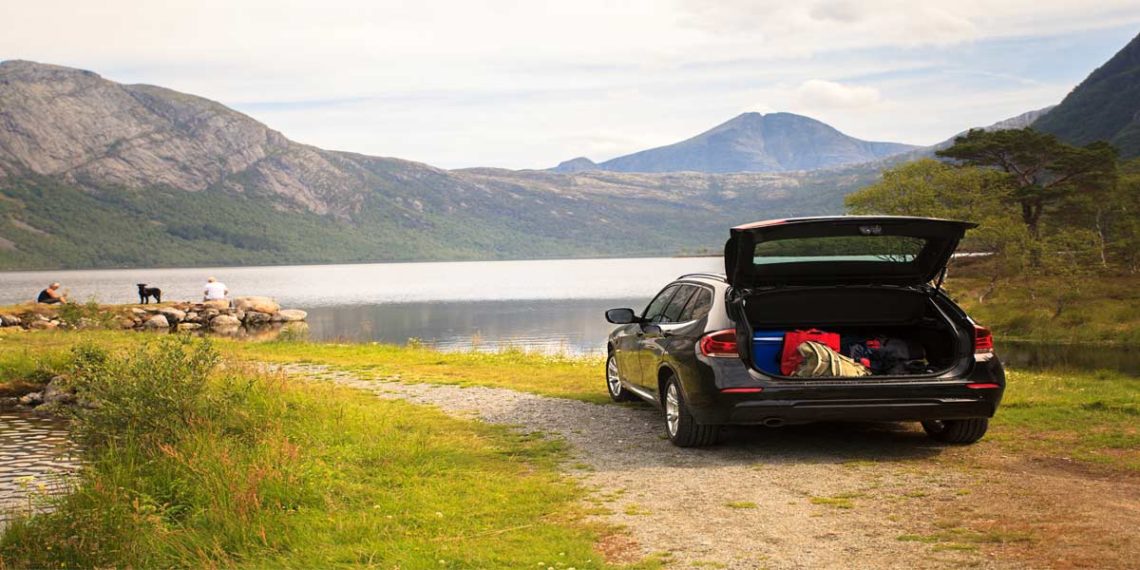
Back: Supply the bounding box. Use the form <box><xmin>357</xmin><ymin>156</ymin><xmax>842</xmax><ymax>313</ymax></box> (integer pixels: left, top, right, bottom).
<box><xmin>203</xmin><ymin>277</ymin><xmax>229</xmax><ymax>301</ymax></box>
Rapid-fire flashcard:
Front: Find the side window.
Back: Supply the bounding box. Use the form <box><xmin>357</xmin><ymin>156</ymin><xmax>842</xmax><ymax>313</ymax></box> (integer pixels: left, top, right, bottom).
<box><xmin>679</xmin><ymin>288</ymin><xmax>713</xmax><ymax>322</ymax></box>
<box><xmin>659</xmin><ymin>285</ymin><xmax>696</xmax><ymax>323</ymax></box>
<box><xmin>642</xmin><ymin>285</ymin><xmax>679</xmax><ymax>322</ymax></box>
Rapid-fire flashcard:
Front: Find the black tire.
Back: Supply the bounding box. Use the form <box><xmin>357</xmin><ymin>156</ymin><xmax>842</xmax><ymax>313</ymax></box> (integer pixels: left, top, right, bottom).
<box><xmin>662</xmin><ymin>375</ymin><xmax>719</xmax><ymax>447</ymax></box>
<box><xmin>921</xmin><ymin>418</ymin><xmax>989</xmax><ymax>444</ymax></box>
<box><xmin>605</xmin><ymin>353</ymin><xmax>638</xmax><ymax>402</ymax></box>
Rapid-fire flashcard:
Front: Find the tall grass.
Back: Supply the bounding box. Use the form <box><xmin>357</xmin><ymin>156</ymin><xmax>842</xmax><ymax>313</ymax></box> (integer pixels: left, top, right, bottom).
<box><xmin>0</xmin><ymin>335</ymin><xmax>614</xmax><ymax>568</ymax></box>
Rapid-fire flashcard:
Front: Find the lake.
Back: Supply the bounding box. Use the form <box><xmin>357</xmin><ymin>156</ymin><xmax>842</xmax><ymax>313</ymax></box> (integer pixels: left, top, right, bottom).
<box><xmin>0</xmin><ymin>257</ymin><xmax>1136</xmax><ymax>373</ymax></box>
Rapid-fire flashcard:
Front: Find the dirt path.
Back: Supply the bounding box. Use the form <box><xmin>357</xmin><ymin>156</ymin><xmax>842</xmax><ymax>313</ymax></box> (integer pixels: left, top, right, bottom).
<box><xmin>270</xmin><ymin>364</ymin><xmax>1138</xmax><ymax>570</ymax></box>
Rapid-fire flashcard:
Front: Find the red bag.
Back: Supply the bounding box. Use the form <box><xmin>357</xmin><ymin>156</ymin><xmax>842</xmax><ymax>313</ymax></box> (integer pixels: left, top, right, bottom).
<box><xmin>781</xmin><ymin>329</ymin><xmax>841</xmax><ymax>375</ymax></box>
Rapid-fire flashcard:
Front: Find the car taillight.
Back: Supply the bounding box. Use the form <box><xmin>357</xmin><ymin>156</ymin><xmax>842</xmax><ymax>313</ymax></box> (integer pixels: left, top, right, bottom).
<box><xmin>700</xmin><ymin>329</ymin><xmax>738</xmax><ymax>357</ymax></box>
<box><xmin>974</xmin><ymin>325</ymin><xmax>994</xmax><ymax>354</ymax></box>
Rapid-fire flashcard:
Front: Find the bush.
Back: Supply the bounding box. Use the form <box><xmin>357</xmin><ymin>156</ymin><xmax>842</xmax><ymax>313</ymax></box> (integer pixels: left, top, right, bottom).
<box><xmin>68</xmin><ymin>335</ymin><xmax>219</xmax><ymax>451</ymax></box>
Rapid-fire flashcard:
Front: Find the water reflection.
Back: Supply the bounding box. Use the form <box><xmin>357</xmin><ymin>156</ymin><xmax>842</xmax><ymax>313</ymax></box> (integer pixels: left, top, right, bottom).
<box><xmin>304</xmin><ymin>298</ymin><xmax>647</xmax><ymax>354</ymax></box>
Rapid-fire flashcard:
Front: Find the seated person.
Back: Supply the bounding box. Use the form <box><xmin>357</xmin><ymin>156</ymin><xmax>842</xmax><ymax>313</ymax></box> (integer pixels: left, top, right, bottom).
<box><xmin>203</xmin><ymin>277</ymin><xmax>229</xmax><ymax>301</ymax></box>
<box><xmin>37</xmin><ymin>282</ymin><xmax>66</xmax><ymax>304</ymax></box>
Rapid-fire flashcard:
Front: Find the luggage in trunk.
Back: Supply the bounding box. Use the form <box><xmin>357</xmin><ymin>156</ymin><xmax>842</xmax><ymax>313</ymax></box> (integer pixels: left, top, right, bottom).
<box><xmin>739</xmin><ymin>287</ymin><xmax>967</xmax><ymax>378</ymax></box>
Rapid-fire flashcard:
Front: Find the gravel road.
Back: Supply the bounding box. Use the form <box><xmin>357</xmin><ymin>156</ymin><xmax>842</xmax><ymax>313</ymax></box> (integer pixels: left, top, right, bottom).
<box><xmin>272</xmin><ymin>363</ymin><xmax>1018</xmax><ymax>569</ymax></box>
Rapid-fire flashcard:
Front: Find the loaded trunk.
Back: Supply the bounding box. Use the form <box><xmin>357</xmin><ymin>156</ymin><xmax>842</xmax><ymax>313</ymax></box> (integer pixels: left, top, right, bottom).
<box><xmin>733</xmin><ymin>286</ymin><xmax>972</xmax><ymax>379</ymax></box>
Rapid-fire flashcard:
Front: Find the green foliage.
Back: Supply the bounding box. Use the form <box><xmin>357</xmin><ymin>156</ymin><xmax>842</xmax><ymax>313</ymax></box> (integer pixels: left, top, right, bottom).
<box><xmin>66</xmin><ymin>336</ymin><xmax>220</xmax><ymax>451</ymax></box>
<box><xmin>935</xmin><ymin>128</ymin><xmax>1118</xmax><ymax>237</ymax></box>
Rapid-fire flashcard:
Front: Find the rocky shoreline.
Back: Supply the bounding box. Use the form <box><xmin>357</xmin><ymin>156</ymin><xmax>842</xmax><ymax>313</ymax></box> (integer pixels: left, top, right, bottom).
<box><xmin>0</xmin><ymin>296</ymin><xmax>307</xmax><ymax>334</ymax></box>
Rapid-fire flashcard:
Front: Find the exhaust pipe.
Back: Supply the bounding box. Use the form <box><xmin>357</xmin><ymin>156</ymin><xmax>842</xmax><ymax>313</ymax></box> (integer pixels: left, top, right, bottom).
<box><xmin>762</xmin><ymin>417</ymin><xmax>786</xmax><ymax>428</ymax></box>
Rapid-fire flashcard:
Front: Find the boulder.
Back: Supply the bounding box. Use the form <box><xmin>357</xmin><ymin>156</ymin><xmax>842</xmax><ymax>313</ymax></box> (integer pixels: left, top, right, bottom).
<box><xmin>233</xmin><ymin>296</ymin><xmax>280</xmax><ymax>315</ymax></box>
<box><xmin>142</xmin><ymin>314</ymin><xmax>170</xmax><ymax>329</ymax></box>
<box><xmin>158</xmin><ymin>307</ymin><xmax>186</xmax><ymax>323</ymax></box>
<box><xmin>129</xmin><ymin>308</ymin><xmax>148</xmax><ymax>317</ymax></box>
<box><xmin>184</xmin><ymin>312</ymin><xmax>200</xmax><ymax>323</ymax></box>
<box><xmin>118</xmin><ymin>318</ymin><xmax>137</xmax><ymax>330</ymax></box>
<box><xmin>273</xmin><ymin>309</ymin><xmax>308</xmax><ymax>322</ymax></box>
<box><xmin>203</xmin><ymin>299</ymin><xmax>230</xmax><ymax>310</ymax></box>
<box><xmin>210</xmin><ymin>314</ymin><xmax>241</xmax><ymax>328</ymax></box>
<box><xmin>0</xmin><ymin>313</ymin><xmax>21</xmax><ymax>327</ymax></box>
<box><xmin>18</xmin><ymin>391</ymin><xmax>43</xmax><ymax>406</ymax></box>
<box><xmin>28</xmin><ymin>320</ymin><xmax>57</xmax><ymax>330</ymax></box>
<box><xmin>201</xmin><ymin>308</ymin><xmax>220</xmax><ymax>321</ymax></box>
<box><xmin>43</xmin><ymin>377</ymin><xmax>76</xmax><ymax>406</ymax></box>
<box><xmin>244</xmin><ymin>311</ymin><xmax>272</xmax><ymax>325</ymax></box>
<box><xmin>0</xmin><ymin>396</ymin><xmax>19</xmax><ymax>410</ymax></box>
<box><xmin>177</xmin><ymin>322</ymin><xmax>202</xmax><ymax>331</ymax></box>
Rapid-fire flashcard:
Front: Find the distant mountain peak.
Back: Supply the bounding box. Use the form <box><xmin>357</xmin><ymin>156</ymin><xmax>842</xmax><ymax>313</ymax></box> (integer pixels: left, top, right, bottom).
<box><xmin>551</xmin><ymin>111</ymin><xmax>917</xmax><ymax>174</ymax></box>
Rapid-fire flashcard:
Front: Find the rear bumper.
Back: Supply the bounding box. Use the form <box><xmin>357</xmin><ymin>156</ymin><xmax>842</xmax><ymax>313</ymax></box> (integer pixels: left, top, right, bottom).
<box><xmin>688</xmin><ymin>357</ymin><xmax>1005</xmax><ymax>425</ymax></box>
<box><xmin>717</xmin><ymin>393</ymin><xmax>999</xmax><ymax>425</ymax></box>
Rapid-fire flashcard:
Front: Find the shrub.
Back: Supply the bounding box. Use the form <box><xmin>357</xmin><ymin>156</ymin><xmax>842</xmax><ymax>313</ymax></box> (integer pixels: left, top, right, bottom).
<box><xmin>67</xmin><ymin>335</ymin><xmax>219</xmax><ymax>451</ymax></box>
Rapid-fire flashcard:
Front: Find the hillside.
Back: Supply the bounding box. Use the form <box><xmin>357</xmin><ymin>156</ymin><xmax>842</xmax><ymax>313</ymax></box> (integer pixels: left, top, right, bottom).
<box><xmin>553</xmin><ymin>112</ymin><xmax>919</xmax><ymax>174</ymax></box>
<box><xmin>1034</xmin><ymin>32</ymin><xmax>1140</xmax><ymax>158</ymax></box>
<box><xmin>0</xmin><ymin>61</ymin><xmax>869</xmax><ymax>270</ymax></box>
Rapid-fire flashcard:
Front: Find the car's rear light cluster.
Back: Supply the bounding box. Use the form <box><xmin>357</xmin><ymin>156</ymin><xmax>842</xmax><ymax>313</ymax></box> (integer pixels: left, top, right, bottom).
<box><xmin>973</xmin><ymin>325</ymin><xmax>994</xmax><ymax>355</ymax></box>
<box><xmin>699</xmin><ymin>329</ymin><xmax>738</xmax><ymax>357</ymax></box>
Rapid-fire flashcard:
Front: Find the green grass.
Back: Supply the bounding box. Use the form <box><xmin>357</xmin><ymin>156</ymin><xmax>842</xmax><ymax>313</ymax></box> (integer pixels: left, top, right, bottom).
<box><xmin>724</xmin><ymin>501</ymin><xmax>757</xmax><ymax>509</ymax></box>
<box><xmin>0</xmin><ymin>334</ymin><xmax>638</xmax><ymax>568</ymax></box>
<box><xmin>946</xmin><ymin>275</ymin><xmax>1140</xmax><ymax>345</ymax></box>
<box><xmin>988</xmin><ymin>368</ymin><xmax>1140</xmax><ymax>471</ymax></box>
<box><xmin>808</xmin><ymin>493</ymin><xmax>862</xmax><ymax>509</ymax></box>
<box><xmin>226</xmin><ymin>339</ymin><xmax>609</xmax><ymax>404</ymax></box>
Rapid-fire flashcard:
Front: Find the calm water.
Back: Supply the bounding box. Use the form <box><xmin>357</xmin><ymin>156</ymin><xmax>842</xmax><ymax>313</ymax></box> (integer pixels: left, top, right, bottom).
<box><xmin>1</xmin><ymin>257</ymin><xmax>1137</xmax><ymax>371</ymax></box>
<box><xmin>0</xmin><ymin>412</ymin><xmax>76</xmax><ymax>526</ymax></box>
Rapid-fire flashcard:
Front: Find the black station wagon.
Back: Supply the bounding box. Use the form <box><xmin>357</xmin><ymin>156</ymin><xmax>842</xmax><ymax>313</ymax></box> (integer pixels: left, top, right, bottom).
<box><xmin>605</xmin><ymin>216</ymin><xmax>1005</xmax><ymax>447</ymax></box>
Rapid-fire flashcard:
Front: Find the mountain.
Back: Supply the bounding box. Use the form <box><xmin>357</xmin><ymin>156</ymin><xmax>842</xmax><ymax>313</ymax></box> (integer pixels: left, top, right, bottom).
<box><xmin>0</xmin><ymin>60</ymin><xmax>870</xmax><ymax>270</ymax></box>
<box><xmin>1034</xmin><ymin>32</ymin><xmax>1140</xmax><ymax>158</ymax></box>
<box><xmin>551</xmin><ymin>112</ymin><xmax>919</xmax><ymax>174</ymax></box>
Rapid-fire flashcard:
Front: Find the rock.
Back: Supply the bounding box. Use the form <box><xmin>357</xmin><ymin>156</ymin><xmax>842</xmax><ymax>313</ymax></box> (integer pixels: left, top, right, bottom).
<box><xmin>0</xmin><ymin>313</ymin><xmax>21</xmax><ymax>326</ymax></box>
<box><xmin>244</xmin><ymin>311</ymin><xmax>272</xmax><ymax>325</ymax></box>
<box><xmin>118</xmin><ymin>318</ymin><xmax>137</xmax><ymax>329</ymax></box>
<box><xmin>273</xmin><ymin>309</ymin><xmax>308</xmax><ymax>322</ymax></box>
<box><xmin>130</xmin><ymin>308</ymin><xmax>148</xmax><ymax>317</ymax></box>
<box><xmin>234</xmin><ymin>296</ymin><xmax>279</xmax><ymax>314</ymax></box>
<box><xmin>210</xmin><ymin>314</ymin><xmax>241</xmax><ymax>328</ymax></box>
<box><xmin>0</xmin><ymin>396</ymin><xmax>19</xmax><ymax>409</ymax></box>
<box><xmin>177</xmin><ymin>322</ymin><xmax>202</xmax><ymax>331</ymax></box>
<box><xmin>203</xmin><ymin>299</ymin><xmax>230</xmax><ymax>310</ymax></box>
<box><xmin>142</xmin><ymin>314</ymin><xmax>170</xmax><ymax>329</ymax></box>
<box><xmin>43</xmin><ymin>377</ymin><xmax>76</xmax><ymax>406</ymax></box>
<box><xmin>234</xmin><ymin>309</ymin><xmax>246</xmax><ymax>322</ymax></box>
<box><xmin>184</xmin><ymin>311</ymin><xmax>200</xmax><ymax>323</ymax></box>
<box><xmin>158</xmin><ymin>307</ymin><xmax>186</xmax><ymax>323</ymax></box>
<box><xmin>201</xmin><ymin>308</ymin><xmax>220</xmax><ymax>321</ymax></box>
<box><xmin>27</xmin><ymin>320</ymin><xmax>57</xmax><ymax>330</ymax></box>
<box><xmin>18</xmin><ymin>391</ymin><xmax>43</xmax><ymax>406</ymax></box>
<box><xmin>76</xmin><ymin>317</ymin><xmax>99</xmax><ymax>329</ymax></box>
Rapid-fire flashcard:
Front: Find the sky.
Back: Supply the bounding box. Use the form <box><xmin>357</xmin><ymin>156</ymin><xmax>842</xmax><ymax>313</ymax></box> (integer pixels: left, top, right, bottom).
<box><xmin>2</xmin><ymin>1</ymin><xmax>1139</xmax><ymax>169</ymax></box>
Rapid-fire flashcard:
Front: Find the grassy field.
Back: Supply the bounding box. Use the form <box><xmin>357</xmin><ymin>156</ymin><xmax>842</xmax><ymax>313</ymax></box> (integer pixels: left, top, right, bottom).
<box><xmin>945</xmin><ymin>275</ymin><xmax>1140</xmax><ymax>345</ymax></box>
<box><xmin>0</xmin><ymin>333</ymin><xmax>641</xmax><ymax>569</ymax></box>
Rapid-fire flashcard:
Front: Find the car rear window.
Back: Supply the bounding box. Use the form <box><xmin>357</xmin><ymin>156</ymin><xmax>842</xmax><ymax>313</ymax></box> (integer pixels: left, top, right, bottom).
<box><xmin>753</xmin><ymin>235</ymin><xmax>927</xmax><ymax>265</ymax></box>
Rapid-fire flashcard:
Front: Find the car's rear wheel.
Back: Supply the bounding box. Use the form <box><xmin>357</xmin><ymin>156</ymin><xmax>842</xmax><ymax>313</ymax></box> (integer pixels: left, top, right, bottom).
<box><xmin>921</xmin><ymin>418</ymin><xmax>989</xmax><ymax>444</ymax></box>
<box><xmin>606</xmin><ymin>354</ymin><xmax>638</xmax><ymax>402</ymax></box>
<box><xmin>663</xmin><ymin>375</ymin><xmax>719</xmax><ymax>447</ymax></box>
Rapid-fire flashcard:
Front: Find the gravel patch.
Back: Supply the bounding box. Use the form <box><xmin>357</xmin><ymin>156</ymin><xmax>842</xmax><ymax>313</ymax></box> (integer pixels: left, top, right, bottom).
<box><xmin>271</xmin><ymin>363</ymin><xmax>1019</xmax><ymax>569</ymax></box>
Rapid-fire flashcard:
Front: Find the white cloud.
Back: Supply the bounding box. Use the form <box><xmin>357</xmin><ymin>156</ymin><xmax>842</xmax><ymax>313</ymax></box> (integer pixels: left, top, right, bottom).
<box><xmin>795</xmin><ymin>80</ymin><xmax>882</xmax><ymax>109</ymax></box>
<box><xmin>0</xmin><ymin>0</ymin><xmax>1138</xmax><ymax>167</ymax></box>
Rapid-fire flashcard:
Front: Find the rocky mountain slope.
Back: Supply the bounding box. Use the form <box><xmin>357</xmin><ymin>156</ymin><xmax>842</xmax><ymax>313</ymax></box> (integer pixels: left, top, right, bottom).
<box><xmin>552</xmin><ymin>112</ymin><xmax>919</xmax><ymax>174</ymax></box>
<box><xmin>0</xmin><ymin>61</ymin><xmax>871</xmax><ymax>270</ymax></box>
<box><xmin>1034</xmin><ymin>31</ymin><xmax>1140</xmax><ymax>158</ymax></box>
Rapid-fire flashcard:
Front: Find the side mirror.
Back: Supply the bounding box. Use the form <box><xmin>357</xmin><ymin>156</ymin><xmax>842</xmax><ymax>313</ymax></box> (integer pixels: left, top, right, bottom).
<box><xmin>605</xmin><ymin>308</ymin><xmax>638</xmax><ymax>324</ymax></box>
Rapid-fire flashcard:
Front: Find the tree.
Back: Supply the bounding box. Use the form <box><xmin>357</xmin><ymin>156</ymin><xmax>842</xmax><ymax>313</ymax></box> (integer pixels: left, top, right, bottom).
<box><xmin>936</xmin><ymin>128</ymin><xmax>1118</xmax><ymax>237</ymax></box>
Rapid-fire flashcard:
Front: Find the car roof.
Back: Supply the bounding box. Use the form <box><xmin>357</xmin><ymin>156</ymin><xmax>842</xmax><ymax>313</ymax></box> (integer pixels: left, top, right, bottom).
<box><xmin>676</xmin><ymin>272</ymin><xmax>727</xmax><ymax>285</ymax></box>
<box><xmin>731</xmin><ymin>215</ymin><xmax>972</xmax><ymax>231</ymax></box>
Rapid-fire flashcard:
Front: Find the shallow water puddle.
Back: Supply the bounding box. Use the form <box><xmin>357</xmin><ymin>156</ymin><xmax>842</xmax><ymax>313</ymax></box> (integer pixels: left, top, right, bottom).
<box><xmin>0</xmin><ymin>411</ymin><xmax>77</xmax><ymax>526</ymax></box>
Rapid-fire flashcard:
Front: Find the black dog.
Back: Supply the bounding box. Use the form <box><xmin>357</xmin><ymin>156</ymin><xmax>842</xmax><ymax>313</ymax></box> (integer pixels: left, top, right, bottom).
<box><xmin>137</xmin><ymin>283</ymin><xmax>162</xmax><ymax>304</ymax></box>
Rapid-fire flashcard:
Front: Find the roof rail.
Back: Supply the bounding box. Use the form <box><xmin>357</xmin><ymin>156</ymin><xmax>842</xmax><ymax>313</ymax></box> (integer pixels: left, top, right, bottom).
<box><xmin>677</xmin><ymin>272</ymin><xmax>726</xmax><ymax>282</ymax></box>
